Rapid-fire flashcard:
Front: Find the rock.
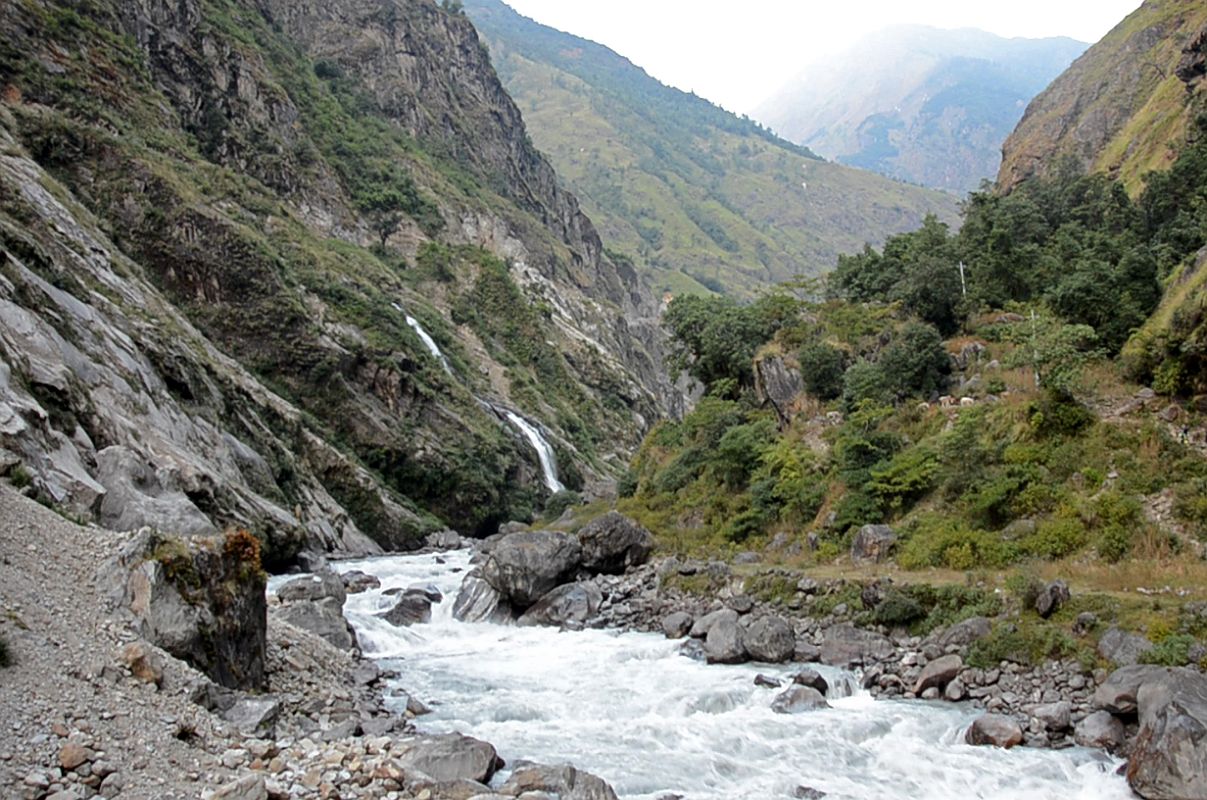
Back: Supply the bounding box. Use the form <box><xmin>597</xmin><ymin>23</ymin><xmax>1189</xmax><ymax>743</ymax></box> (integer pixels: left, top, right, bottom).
<box><xmin>1098</xmin><ymin>627</ymin><xmax>1154</xmax><ymax>666</ymax></box>
<box><xmin>754</xmin><ymin>674</ymin><xmax>782</xmax><ymax>688</ymax></box>
<box><xmin>934</xmin><ymin>617</ymin><xmax>992</xmax><ymax>649</ymax></box>
<box><xmin>850</xmin><ymin>525</ymin><xmax>896</xmax><ymax>563</ymax></box>
<box><xmin>453</xmin><ymin>571</ymin><xmax>511</xmax><ymax>623</ymax></box>
<box><xmin>661</xmin><ymin>611</ymin><xmax>694</xmax><ymax>639</ymax></box>
<box><xmin>771</xmin><ymin>685</ymin><xmax>830</xmax><ymax>714</ymax></box>
<box><xmin>690</xmin><ymin>608</ymin><xmax>739</xmax><ymax>639</ymax></box>
<box><xmin>792</xmin><ymin>668</ymin><xmax>829</xmax><ymax>695</ymax></box>
<box><xmin>392</xmin><ymin>733</ymin><xmax>501</xmax><ymax>784</ymax></box>
<box><xmin>221</xmin><ymin>696</ymin><xmax>282</xmax><ymax>738</ymax></box>
<box><xmin>1073</xmin><ymin>612</ymin><xmax>1098</xmax><ymax>634</ymax></box>
<box><xmin>1094</xmin><ymin>664</ymin><xmax>1170</xmax><ymax>715</ymax></box>
<box><xmin>729</xmin><ymin>595</ymin><xmax>755</xmax><ymax>615</ymax></box>
<box><xmin>1034</xmin><ymin>580</ymin><xmax>1070</xmax><ymax>619</ymax></box>
<box><xmin>499</xmin><ymin>762</ymin><xmax>620</xmax><ymax>800</ymax></box>
<box><xmin>407</xmin><ymin>583</ymin><xmax>444</xmax><ymax>603</ymax></box>
<box><xmin>276</xmin><ymin>598</ymin><xmax>359</xmax><ymax>651</ymax></box>
<box><xmin>59</xmin><ymin>743</ymin><xmax>93</xmax><ymax>771</ymax></box>
<box><xmin>381</xmin><ymin>593</ymin><xmax>432</xmax><ymax>627</ymax></box>
<box><xmin>944</xmin><ymin>679</ymin><xmax>966</xmax><ymax>702</ymax></box>
<box><xmin>742</xmin><ymin>616</ymin><xmax>795</xmax><ymax>663</ymax></box>
<box><xmin>119</xmin><ymin>641</ymin><xmax>164</xmax><ymax>688</ymax></box>
<box><xmin>1032</xmin><ymin>700</ymin><xmax>1072</xmax><ymax>731</ymax></box>
<box><xmin>341</xmin><ymin>570</ymin><xmax>381</xmax><ymax>594</ymax></box>
<box><xmin>481</xmin><ymin>531</ymin><xmax>582</xmax><ymax>608</ymax></box>
<box><xmin>1074</xmin><ymin>710</ymin><xmax>1127</xmax><ymax>751</ymax></box>
<box><xmin>517</xmin><ymin>583</ymin><xmax>602</xmax><ymax>628</ymax></box>
<box><xmin>678</xmin><ymin>638</ymin><xmax>706</xmax><ymax>662</ymax></box>
<box><xmin>793</xmin><ymin>788</ymin><xmax>826</xmax><ymax>800</ymax></box>
<box><xmin>207</xmin><ymin>774</ymin><xmax>267</xmax><ymax>800</ymax></box>
<box><xmin>426</xmin><ymin>529</ymin><xmax>463</xmax><ymax>550</ymax></box>
<box><xmin>95</xmin><ymin>445</ymin><xmax>216</xmax><ymax>537</ymax></box>
<box><xmin>795</xmin><ymin>641</ymin><xmax>822</xmax><ymax>663</ymax></box>
<box><xmin>277</xmin><ymin>568</ymin><xmax>346</xmax><ymax>604</ymax></box>
<box><xmin>913</xmin><ymin>654</ymin><xmax>963</xmax><ymax>695</ymax></box>
<box><xmin>576</xmin><ymin>512</ymin><xmax>654</xmax><ymax>574</ymax></box>
<box><xmin>1127</xmin><ymin>667</ymin><xmax>1207</xmax><ymax>800</ymax></box>
<box><xmin>705</xmin><ymin>616</ymin><xmax>747</xmax><ymax>664</ymax></box>
<box><xmin>965</xmin><ymin>714</ymin><xmax>1024</xmax><ymax>748</ymax></box>
<box><xmin>819</xmin><ymin>624</ymin><xmax>895</xmax><ymax>668</ymax></box>
<box><xmin>754</xmin><ymin>354</ymin><xmax>804</xmax><ymax>425</ymax></box>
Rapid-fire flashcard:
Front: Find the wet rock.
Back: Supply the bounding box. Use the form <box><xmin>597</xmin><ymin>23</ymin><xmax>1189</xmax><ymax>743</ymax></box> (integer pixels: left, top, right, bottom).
<box><xmin>392</xmin><ymin>733</ymin><xmax>502</xmax><ymax>784</ymax></box>
<box><xmin>481</xmin><ymin>531</ymin><xmax>582</xmax><ymax>608</ymax></box>
<box><xmin>426</xmin><ymin>529</ymin><xmax>463</xmax><ymax>550</ymax></box>
<box><xmin>407</xmin><ymin>583</ymin><xmax>444</xmax><ymax>603</ymax></box>
<box><xmin>819</xmin><ymin>624</ymin><xmax>895</xmax><ymax>668</ymax></box>
<box><xmin>1097</xmin><ymin>627</ymin><xmax>1154</xmax><ymax>666</ymax></box>
<box><xmin>1127</xmin><ymin>667</ymin><xmax>1207</xmax><ymax>800</ymax></box>
<box><xmin>499</xmin><ymin>761</ymin><xmax>620</xmax><ymax>800</ymax></box>
<box><xmin>1034</xmin><ymin>580</ymin><xmax>1070</xmax><ymax>619</ymax></box>
<box><xmin>1094</xmin><ymin>664</ymin><xmax>1170</xmax><ymax>715</ymax></box>
<box><xmin>341</xmin><ymin>570</ymin><xmax>381</xmax><ymax>594</ymax></box>
<box><xmin>276</xmin><ymin>597</ymin><xmax>358</xmax><ymax>650</ymax></box>
<box><xmin>1031</xmin><ymin>700</ymin><xmax>1072</xmax><ymax>731</ymax></box>
<box><xmin>772</xmin><ymin>685</ymin><xmax>830</xmax><ymax>714</ymax></box>
<box><xmin>792</xmin><ymin>668</ymin><xmax>829</xmax><ymax>695</ymax></box>
<box><xmin>965</xmin><ymin>714</ymin><xmax>1023</xmax><ymax>748</ymax></box>
<box><xmin>381</xmin><ymin>593</ymin><xmax>432</xmax><ymax>627</ymax></box>
<box><xmin>661</xmin><ymin>611</ymin><xmax>693</xmax><ymax>639</ymax></box>
<box><xmin>690</xmin><ymin>608</ymin><xmax>738</xmax><ymax>639</ymax></box>
<box><xmin>913</xmin><ymin>654</ymin><xmax>962</xmax><ymax>695</ymax></box>
<box><xmin>576</xmin><ymin>512</ymin><xmax>654</xmax><ymax>575</ymax></box>
<box><xmin>517</xmin><ymin>583</ymin><xmax>602</xmax><ymax>628</ymax></box>
<box><xmin>705</xmin><ymin>616</ymin><xmax>747</xmax><ymax>664</ymax></box>
<box><xmin>453</xmin><ymin>570</ymin><xmax>512</xmax><ymax>623</ymax></box>
<box><xmin>850</xmin><ymin>524</ymin><xmax>896</xmax><ymax>563</ymax></box>
<box><xmin>754</xmin><ymin>674</ymin><xmax>782</xmax><ymax>688</ymax></box>
<box><xmin>1074</xmin><ymin>710</ymin><xmax>1126</xmax><ymax>751</ymax></box>
<box><xmin>742</xmin><ymin>615</ymin><xmax>795</xmax><ymax>663</ymax></box>
<box><xmin>793</xmin><ymin>788</ymin><xmax>826</xmax><ymax>800</ymax></box>
<box><xmin>794</xmin><ymin>641</ymin><xmax>822</xmax><ymax>663</ymax></box>
<box><xmin>278</xmin><ymin>569</ymin><xmax>346</xmax><ymax>604</ymax></box>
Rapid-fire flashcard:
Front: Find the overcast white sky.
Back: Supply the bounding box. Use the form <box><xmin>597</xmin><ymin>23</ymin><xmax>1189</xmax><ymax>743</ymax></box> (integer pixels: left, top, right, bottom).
<box><xmin>502</xmin><ymin>0</ymin><xmax>1144</xmax><ymax>113</ymax></box>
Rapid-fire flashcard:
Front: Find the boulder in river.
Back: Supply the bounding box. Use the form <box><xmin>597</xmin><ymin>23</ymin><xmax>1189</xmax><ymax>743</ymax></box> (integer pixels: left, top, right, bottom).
<box><xmin>690</xmin><ymin>608</ymin><xmax>739</xmax><ymax>639</ymax></box>
<box><xmin>392</xmin><ymin>733</ymin><xmax>502</xmax><ymax>784</ymax></box>
<box><xmin>819</xmin><ymin>623</ymin><xmax>895</xmax><ymax>668</ymax></box>
<box><xmin>499</xmin><ymin>761</ymin><xmax>620</xmax><ymax>800</ymax></box>
<box><xmin>481</xmin><ymin>530</ymin><xmax>582</xmax><ymax>608</ymax></box>
<box><xmin>792</xmin><ymin>668</ymin><xmax>829</xmax><ymax>695</ymax></box>
<box><xmin>965</xmin><ymin>714</ymin><xmax>1023</xmax><ymax>748</ymax></box>
<box><xmin>705</xmin><ymin>616</ymin><xmax>748</xmax><ymax>664</ymax></box>
<box><xmin>576</xmin><ymin>512</ymin><xmax>654</xmax><ymax>574</ymax></box>
<box><xmin>1126</xmin><ymin>667</ymin><xmax>1207</xmax><ymax>800</ymax></box>
<box><xmin>662</xmin><ymin>611</ymin><xmax>694</xmax><ymax>639</ymax></box>
<box><xmin>276</xmin><ymin>567</ymin><xmax>359</xmax><ymax>650</ymax></box>
<box><xmin>1073</xmin><ymin>711</ymin><xmax>1126</xmax><ymax>752</ymax></box>
<box><xmin>517</xmin><ymin>583</ymin><xmax>602</xmax><ymax>628</ymax></box>
<box><xmin>453</xmin><ymin>570</ymin><xmax>511</xmax><ymax>624</ymax></box>
<box><xmin>742</xmin><ymin>615</ymin><xmax>795</xmax><ymax>663</ymax></box>
<box><xmin>913</xmin><ymin>654</ymin><xmax>962</xmax><ymax>695</ymax></box>
<box><xmin>381</xmin><ymin>593</ymin><xmax>432</xmax><ymax>627</ymax></box>
<box><xmin>341</xmin><ymin>570</ymin><xmax>381</xmax><ymax>594</ymax></box>
<box><xmin>771</xmin><ymin>685</ymin><xmax>830</xmax><ymax>714</ymax></box>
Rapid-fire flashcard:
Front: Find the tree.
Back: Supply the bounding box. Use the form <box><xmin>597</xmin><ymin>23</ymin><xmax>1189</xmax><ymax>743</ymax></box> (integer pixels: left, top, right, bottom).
<box><xmin>797</xmin><ymin>339</ymin><xmax>846</xmax><ymax>400</ymax></box>
<box><xmin>878</xmin><ymin>322</ymin><xmax>950</xmax><ymax>399</ymax></box>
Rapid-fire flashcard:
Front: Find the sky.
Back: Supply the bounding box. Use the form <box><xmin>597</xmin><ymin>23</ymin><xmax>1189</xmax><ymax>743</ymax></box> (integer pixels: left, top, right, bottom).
<box><xmin>501</xmin><ymin>0</ymin><xmax>1145</xmax><ymax>114</ymax></box>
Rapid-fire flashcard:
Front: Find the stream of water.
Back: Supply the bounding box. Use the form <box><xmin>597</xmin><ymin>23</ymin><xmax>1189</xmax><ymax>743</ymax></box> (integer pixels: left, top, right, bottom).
<box><xmin>321</xmin><ymin>551</ymin><xmax>1133</xmax><ymax>800</ymax></box>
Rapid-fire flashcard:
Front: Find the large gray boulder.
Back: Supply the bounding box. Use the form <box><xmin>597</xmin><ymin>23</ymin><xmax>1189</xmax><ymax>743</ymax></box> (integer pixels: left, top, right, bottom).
<box><xmin>850</xmin><ymin>525</ymin><xmax>896</xmax><ymax>563</ymax></box>
<box><xmin>1094</xmin><ymin>664</ymin><xmax>1170</xmax><ymax>715</ymax></box>
<box><xmin>965</xmin><ymin>714</ymin><xmax>1023</xmax><ymax>748</ymax></box>
<box><xmin>913</xmin><ymin>654</ymin><xmax>962</xmax><ymax>695</ymax></box>
<box><xmin>381</xmin><ymin>592</ymin><xmax>432</xmax><ymax>627</ymax></box>
<box><xmin>705</xmin><ymin>616</ymin><xmax>748</xmax><ymax>664</ymax></box>
<box><xmin>391</xmin><ymin>733</ymin><xmax>501</xmax><ymax>784</ymax></box>
<box><xmin>481</xmin><ymin>531</ymin><xmax>582</xmax><ymax>608</ymax></box>
<box><xmin>1074</xmin><ymin>710</ymin><xmax>1126</xmax><ymax>752</ymax></box>
<box><xmin>933</xmin><ymin>616</ymin><xmax>992</xmax><ymax>649</ymax></box>
<box><xmin>1126</xmin><ymin>668</ymin><xmax>1207</xmax><ymax>800</ymax></box>
<box><xmin>819</xmin><ymin>623</ymin><xmax>895</xmax><ymax>667</ymax></box>
<box><xmin>452</xmin><ymin>571</ymin><xmax>511</xmax><ymax>624</ymax></box>
<box><xmin>1098</xmin><ymin>626</ymin><xmax>1154</xmax><ymax>666</ymax></box>
<box><xmin>771</xmin><ymin>685</ymin><xmax>829</xmax><ymax>714</ymax></box>
<box><xmin>276</xmin><ymin>598</ymin><xmax>358</xmax><ymax>650</ymax></box>
<box><xmin>662</xmin><ymin>611</ymin><xmax>694</xmax><ymax>639</ymax></box>
<box><xmin>742</xmin><ymin>616</ymin><xmax>795</xmax><ymax>663</ymax></box>
<box><xmin>576</xmin><ymin>512</ymin><xmax>654</xmax><ymax>574</ymax></box>
<box><xmin>499</xmin><ymin>762</ymin><xmax>619</xmax><ymax>800</ymax></box>
<box><xmin>1034</xmin><ymin>580</ymin><xmax>1070</xmax><ymax>619</ymax></box>
<box><xmin>517</xmin><ymin>583</ymin><xmax>602</xmax><ymax>628</ymax></box>
<box><xmin>690</xmin><ymin>608</ymin><xmax>739</xmax><ymax>639</ymax></box>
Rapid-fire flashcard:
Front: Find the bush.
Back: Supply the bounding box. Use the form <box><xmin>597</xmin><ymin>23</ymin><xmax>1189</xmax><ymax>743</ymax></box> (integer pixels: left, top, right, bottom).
<box><xmin>878</xmin><ymin>322</ymin><xmax>951</xmax><ymax>399</ymax></box>
<box><xmin>870</xmin><ymin>590</ymin><xmax>926</xmax><ymax>627</ymax></box>
<box><xmin>617</xmin><ymin>469</ymin><xmax>638</xmax><ymax>499</ymax></box>
<box><xmin>798</xmin><ymin>340</ymin><xmax>846</xmax><ymax>400</ymax></box>
<box><xmin>967</xmin><ymin>621</ymin><xmax>1078</xmax><ymax>668</ymax></box>
<box><xmin>1139</xmin><ymin>634</ymin><xmax>1199</xmax><ymax>667</ymax></box>
<box><xmin>841</xmin><ymin>360</ymin><xmax>891</xmax><ymax>410</ymax></box>
<box><xmin>1020</xmin><ymin>517</ymin><xmax>1088</xmax><ymax>559</ymax></box>
<box><xmin>898</xmin><ymin>518</ymin><xmax>1017</xmax><ymax>570</ymax></box>
<box><xmin>543</xmin><ymin>490</ymin><xmax>582</xmax><ymax>520</ymax></box>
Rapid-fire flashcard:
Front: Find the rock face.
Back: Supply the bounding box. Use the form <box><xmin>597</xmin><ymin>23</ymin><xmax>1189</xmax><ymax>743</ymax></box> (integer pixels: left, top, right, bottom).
<box><xmin>1126</xmin><ymin>668</ymin><xmax>1207</xmax><ymax>800</ymax></box>
<box><xmin>391</xmin><ymin>734</ymin><xmax>501</xmax><ymax>784</ymax></box>
<box><xmin>105</xmin><ymin>530</ymin><xmax>267</xmax><ymax>690</ymax></box>
<box><xmin>275</xmin><ymin>569</ymin><xmax>358</xmax><ymax>650</ymax></box>
<box><xmin>452</xmin><ymin>571</ymin><xmax>511</xmax><ymax>624</ymax></box>
<box><xmin>576</xmin><ymin>512</ymin><xmax>655</xmax><ymax>574</ymax></box>
<box><xmin>481</xmin><ymin>531</ymin><xmax>582</xmax><ymax>608</ymax></box>
<box><xmin>517</xmin><ymin>583</ymin><xmax>602</xmax><ymax>628</ymax></box>
<box><xmin>754</xmin><ymin>354</ymin><xmax>805</xmax><ymax>425</ymax></box>
<box><xmin>850</xmin><ymin>525</ymin><xmax>896</xmax><ymax>563</ymax></box>
<box><xmin>965</xmin><ymin>714</ymin><xmax>1024</xmax><ymax>748</ymax></box>
<box><xmin>742</xmin><ymin>616</ymin><xmax>796</xmax><ymax>663</ymax></box>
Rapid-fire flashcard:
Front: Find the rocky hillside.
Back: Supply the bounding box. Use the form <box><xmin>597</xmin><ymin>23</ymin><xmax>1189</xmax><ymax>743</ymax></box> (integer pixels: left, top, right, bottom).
<box><xmin>755</xmin><ymin>26</ymin><xmax>1086</xmax><ymax>194</ymax></box>
<box><xmin>0</xmin><ymin>0</ymin><xmax>673</xmax><ymax>561</ymax></box>
<box><xmin>998</xmin><ymin>0</ymin><xmax>1207</xmax><ymax>194</ymax></box>
<box><xmin>462</xmin><ymin>0</ymin><xmax>959</xmax><ymax>299</ymax></box>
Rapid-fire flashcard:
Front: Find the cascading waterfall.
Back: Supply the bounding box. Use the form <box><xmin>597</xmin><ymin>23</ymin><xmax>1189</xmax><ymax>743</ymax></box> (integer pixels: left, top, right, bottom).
<box><xmin>316</xmin><ymin>552</ymin><xmax>1132</xmax><ymax>800</ymax></box>
<box><xmin>392</xmin><ymin>303</ymin><xmax>452</xmax><ymax>375</ymax></box>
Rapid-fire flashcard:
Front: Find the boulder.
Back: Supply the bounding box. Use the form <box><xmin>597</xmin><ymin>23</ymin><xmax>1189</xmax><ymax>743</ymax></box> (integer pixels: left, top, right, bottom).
<box><xmin>742</xmin><ymin>616</ymin><xmax>796</xmax><ymax>663</ymax></box>
<box><xmin>913</xmin><ymin>654</ymin><xmax>963</xmax><ymax>695</ymax></box>
<box><xmin>221</xmin><ymin>696</ymin><xmax>282</xmax><ymax>738</ymax></box>
<box><xmin>1094</xmin><ymin>664</ymin><xmax>1170</xmax><ymax>715</ymax></box>
<box><xmin>1098</xmin><ymin>627</ymin><xmax>1154</xmax><ymax>666</ymax></box>
<box><xmin>381</xmin><ymin>593</ymin><xmax>432</xmax><ymax>627</ymax></box>
<box><xmin>1127</xmin><ymin>667</ymin><xmax>1207</xmax><ymax>800</ymax></box>
<box><xmin>407</xmin><ymin>583</ymin><xmax>444</xmax><ymax>603</ymax></box>
<box><xmin>517</xmin><ymin>583</ymin><xmax>602</xmax><ymax>628</ymax></box>
<box><xmin>662</xmin><ymin>611</ymin><xmax>694</xmax><ymax>639</ymax></box>
<box><xmin>208</xmin><ymin>774</ymin><xmax>267</xmax><ymax>800</ymax></box>
<box><xmin>341</xmin><ymin>570</ymin><xmax>380</xmax><ymax>594</ymax></box>
<box><xmin>1034</xmin><ymin>580</ymin><xmax>1070</xmax><ymax>619</ymax></box>
<box><xmin>933</xmin><ymin>616</ymin><xmax>992</xmax><ymax>649</ymax></box>
<box><xmin>1074</xmin><ymin>710</ymin><xmax>1126</xmax><ymax>752</ymax></box>
<box><xmin>276</xmin><ymin>598</ymin><xmax>357</xmax><ymax>650</ymax></box>
<box><xmin>277</xmin><ymin>569</ymin><xmax>346</xmax><ymax>604</ymax></box>
<box><xmin>965</xmin><ymin>714</ymin><xmax>1023</xmax><ymax>748</ymax></box>
<box><xmin>392</xmin><ymin>734</ymin><xmax>501</xmax><ymax>784</ymax></box>
<box><xmin>498</xmin><ymin>762</ymin><xmax>619</xmax><ymax>800</ymax></box>
<box><xmin>771</xmin><ymin>685</ymin><xmax>830</xmax><ymax>714</ymax></box>
<box><xmin>819</xmin><ymin>624</ymin><xmax>895</xmax><ymax>668</ymax></box>
<box><xmin>426</xmin><ymin>529</ymin><xmax>463</xmax><ymax>550</ymax></box>
<box><xmin>576</xmin><ymin>512</ymin><xmax>654</xmax><ymax>574</ymax></box>
<box><xmin>118</xmin><ymin>641</ymin><xmax>164</xmax><ymax>688</ymax></box>
<box><xmin>704</xmin><ymin>616</ymin><xmax>747</xmax><ymax>664</ymax></box>
<box><xmin>452</xmin><ymin>571</ymin><xmax>511</xmax><ymax>624</ymax></box>
<box><xmin>481</xmin><ymin>531</ymin><xmax>582</xmax><ymax>608</ymax></box>
<box><xmin>1031</xmin><ymin>700</ymin><xmax>1072</xmax><ymax>731</ymax></box>
<box><xmin>95</xmin><ymin>445</ymin><xmax>216</xmax><ymax>537</ymax></box>
<box><xmin>792</xmin><ymin>668</ymin><xmax>829</xmax><ymax>695</ymax></box>
<box><xmin>850</xmin><ymin>525</ymin><xmax>896</xmax><ymax>563</ymax></box>
<box><xmin>690</xmin><ymin>608</ymin><xmax>739</xmax><ymax>639</ymax></box>
<box><xmin>754</xmin><ymin>674</ymin><xmax>782</xmax><ymax>688</ymax></box>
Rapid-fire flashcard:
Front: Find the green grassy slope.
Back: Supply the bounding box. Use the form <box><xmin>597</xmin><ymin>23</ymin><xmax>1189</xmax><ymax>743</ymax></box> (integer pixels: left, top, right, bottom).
<box><xmin>463</xmin><ymin>0</ymin><xmax>960</xmax><ymax>299</ymax></box>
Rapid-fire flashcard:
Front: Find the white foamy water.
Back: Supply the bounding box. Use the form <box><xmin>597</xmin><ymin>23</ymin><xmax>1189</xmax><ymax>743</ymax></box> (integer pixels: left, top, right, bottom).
<box><xmin>392</xmin><ymin>302</ymin><xmax>453</xmax><ymax>375</ymax></box>
<box><xmin>500</xmin><ymin>410</ymin><xmax>565</xmax><ymax>494</ymax></box>
<box><xmin>317</xmin><ymin>552</ymin><xmax>1134</xmax><ymax>800</ymax></box>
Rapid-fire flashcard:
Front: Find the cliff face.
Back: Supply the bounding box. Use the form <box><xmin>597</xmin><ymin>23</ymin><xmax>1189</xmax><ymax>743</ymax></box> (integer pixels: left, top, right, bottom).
<box><xmin>0</xmin><ymin>0</ymin><xmax>668</xmax><ymax>553</ymax></box>
<box><xmin>998</xmin><ymin>0</ymin><xmax>1207</xmax><ymax>194</ymax></box>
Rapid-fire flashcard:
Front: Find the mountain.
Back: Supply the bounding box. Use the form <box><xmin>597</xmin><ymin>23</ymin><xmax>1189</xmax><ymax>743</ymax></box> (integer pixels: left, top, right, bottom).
<box><xmin>0</xmin><ymin>0</ymin><xmax>673</xmax><ymax>560</ymax></box>
<box><xmin>998</xmin><ymin>0</ymin><xmax>1207</xmax><ymax>194</ymax></box>
<box><xmin>755</xmin><ymin>26</ymin><xmax>1087</xmax><ymax>194</ymax></box>
<box><xmin>462</xmin><ymin>0</ymin><xmax>959</xmax><ymax>299</ymax></box>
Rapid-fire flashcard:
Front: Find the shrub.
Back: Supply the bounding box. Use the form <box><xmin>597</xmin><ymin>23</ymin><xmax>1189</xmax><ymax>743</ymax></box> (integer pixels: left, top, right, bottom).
<box><xmin>1139</xmin><ymin>634</ymin><xmax>1199</xmax><ymax>667</ymax></box>
<box><xmin>878</xmin><ymin>322</ymin><xmax>951</xmax><ymax>399</ymax></box>
<box><xmin>798</xmin><ymin>340</ymin><xmax>846</xmax><ymax>400</ymax></box>
<box><xmin>967</xmin><ymin>621</ymin><xmax>1078</xmax><ymax>668</ymax></box>
<box><xmin>543</xmin><ymin>490</ymin><xmax>582</xmax><ymax>520</ymax></box>
<box><xmin>1021</xmin><ymin>517</ymin><xmax>1088</xmax><ymax>559</ymax></box>
<box><xmin>223</xmin><ymin>528</ymin><xmax>263</xmax><ymax>574</ymax></box>
<box><xmin>1005</xmin><ymin>572</ymin><xmax>1044</xmax><ymax>610</ymax></box>
<box><xmin>898</xmin><ymin>518</ymin><xmax>1017</xmax><ymax>570</ymax></box>
<box><xmin>8</xmin><ymin>465</ymin><xmax>32</xmax><ymax>489</ymax></box>
<box><xmin>617</xmin><ymin>469</ymin><xmax>638</xmax><ymax>499</ymax></box>
<box><xmin>870</xmin><ymin>590</ymin><xmax>926</xmax><ymax>627</ymax></box>
<box><xmin>841</xmin><ymin>360</ymin><xmax>891</xmax><ymax>410</ymax></box>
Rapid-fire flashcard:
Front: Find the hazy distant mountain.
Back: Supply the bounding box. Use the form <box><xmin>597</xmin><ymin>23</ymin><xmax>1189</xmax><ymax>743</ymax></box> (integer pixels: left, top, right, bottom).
<box><xmin>463</xmin><ymin>0</ymin><xmax>959</xmax><ymax>298</ymax></box>
<box><xmin>755</xmin><ymin>26</ymin><xmax>1087</xmax><ymax>193</ymax></box>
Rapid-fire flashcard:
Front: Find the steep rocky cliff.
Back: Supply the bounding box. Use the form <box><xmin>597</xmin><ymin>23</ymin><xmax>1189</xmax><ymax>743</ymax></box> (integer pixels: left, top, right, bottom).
<box><xmin>0</xmin><ymin>0</ymin><xmax>669</xmax><ymax>556</ymax></box>
<box><xmin>998</xmin><ymin>0</ymin><xmax>1207</xmax><ymax>194</ymax></box>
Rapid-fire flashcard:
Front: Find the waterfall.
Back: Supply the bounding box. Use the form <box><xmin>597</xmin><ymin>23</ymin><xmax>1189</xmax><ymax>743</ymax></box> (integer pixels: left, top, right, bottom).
<box><xmin>392</xmin><ymin>302</ymin><xmax>452</xmax><ymax>375</ymax></box>
<box><xmin>501</xmin><ymin>409</ymin><xmax>565</xmax><ymax>494</ymax></box>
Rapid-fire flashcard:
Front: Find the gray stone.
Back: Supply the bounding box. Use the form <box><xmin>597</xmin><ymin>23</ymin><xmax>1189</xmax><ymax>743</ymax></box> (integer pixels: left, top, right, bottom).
<box><xmin>276</xmin><ymin>598</ymin><xmax>358</xmax><ymax>651</ymax></box>
<box><xmin>381</xmin><ymin>593</ymin><xmax>432</xmax><ymax>627</ymax></box>
<box><xmin>661</xmin><ymin>611</ymin><xmax>694</xmax><ymax>639</ymax></box>
<box><xmin>965</xmin><ymin>714</ymin><xmax>1023</xmax><ymax>748</ymax></box>
<box><xmin>407</xmin><ymin>583</ymin><xmax>444</xmax><ymax>603</ymax></box>
<box><xmin>934</xmin><ymin>617</ymin><xmax>992</xmax><ymax>649</ymax></box>
<box><xmin>819</xmin><ymin>624</ymin><xmax>895</xmax><ymax>668</ymax></box>
<box><xmin>792</xmin><ymin>668</ymin><xmax>829</xmax><ymax>695</ymax></box>
<box><xmin>705</xmin><ymin>616</ymin><xmax>747</xmax><ymax>664</ymax></box>
<box><xmin>576</xmin><ymin>512</ymin><xmax>654</xmax><ymax>575</ymax></box>
<box><xmin>95</xmin><ymin>445</ymin><xmax>216</xmax><ymax>537</ymax></box>
<box><xmin>1128</xmin><ymin>667</ymin><xmax>1207</xmax><ymax>800</ymax></box>
<box><xmin>481</xmin><ymin>531</ymin><xmax>582</xmax><ymax>608</ymax></box>
<box><xmin>1073</xmin><ymin>711</ymin><xmax>1126</xmax><ymax>752</ymax></box>
<box><xmin>913</xmin><ymin>654</ymin><xmax>963</xmax><ymax>695</ymax></box>
<box><xmin>499</xmin><ymin>762</ymin><xmax>619</xmax><ymax>800</ymax></box>
<box><xmin>771</xmin><ymin>685</ymin><xmax>830</xmax><ymax>714</ymax></box>
<box><xmin>754</xmin><ymin>674</ymin><xmax>782</xmax><ymax>688</ymax></box>
<box><xmin>1032</xmin><ymin>700</ymin><xmax>1072</xmax><ymax>731</ymax></box>
<box><xmin>690</xmin><ymin>608</ymin><xmax>739</xmax><ymax>639</ymax></box>
<box><xmin>795</xmin><ymin>641</ymin><xmax>822</xmax><ymax>663</ymax></box>
<box><xmin>392</xmin><ymin>733</ymin><xmax>501</xmax><ymax>784</ymax></box>
<box><xmin>453</xmin><ymin>571</ymin><xmax>511</xmax><ymax>624</ymax></box>
<box><xmin>517</xmin><ymin>583</ymin><xmax>602</xmax><ymax>628</ymax></box>
<box><xmin>850</xmin><ymin>525</ymin><xmax>896</xmax><ymax>563</ymax></box>
<box><xmin>277</xmin><ymin>568</ymin><xmax>346</xmax><ymax>604</ymax></box>
<box><xmin>221</xmin><ymin>696</ymin><xmax>281</xmax><ymax>738</ymax></box>
<box><xmin>208</xmin><ymin>774</ymin><xmax>267</xmax><ymax>800</ymax></box>
<box><xmin>1098</xmin><ymin>627</ymin><xmax>1154</xmax><ymax>666</ymax></box>
<box><xmin>1034</xmin><ymin>580</ymin><xmax>1070</xmax><ymax>619</ymax></box>
<box><xmin>1094</xmin><ymin>664</ymin><xmax>1169</xmax><ymax>715</ymax></box>
<box><xmin>742</xmin><ymin>616</ymin><xmax>795</xmax><ymax>663</ymax></box>
<box><xmin>341</xmin><ymin>570</ymin><xmax>380</xmax><ymax>594</ymax></box>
